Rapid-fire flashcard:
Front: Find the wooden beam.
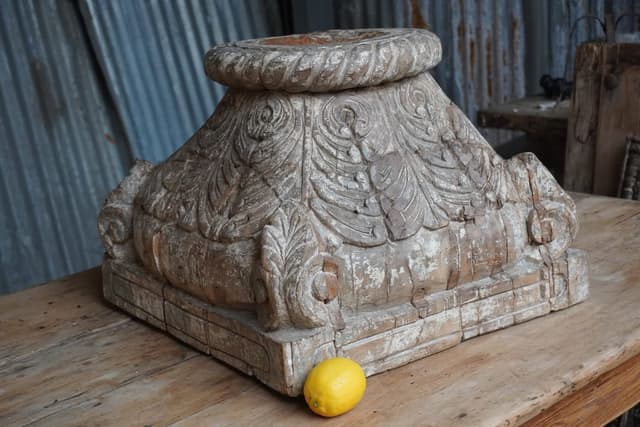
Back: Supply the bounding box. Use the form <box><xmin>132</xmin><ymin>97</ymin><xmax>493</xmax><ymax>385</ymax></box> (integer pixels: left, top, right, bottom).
<box><xmin>592</xmin><ymin>44</ymin><xmax>640</xmax><ymax>196</ymax></box>
<box><xmin>563</xmin><ymin>43</ymin><xmax>603</xmax><ymax>193</ymax></box>
<box><xmin>564</xmin><ymin>42</ymin><xmax>640</xmax><ymax>196</ymax></box>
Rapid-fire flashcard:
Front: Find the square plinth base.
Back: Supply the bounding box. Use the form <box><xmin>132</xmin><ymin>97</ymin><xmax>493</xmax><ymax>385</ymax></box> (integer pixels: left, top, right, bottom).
<box><xmin>102</xmin><ymin>249</ymin><xmax>589</xmax><ymax>396</ymax></box>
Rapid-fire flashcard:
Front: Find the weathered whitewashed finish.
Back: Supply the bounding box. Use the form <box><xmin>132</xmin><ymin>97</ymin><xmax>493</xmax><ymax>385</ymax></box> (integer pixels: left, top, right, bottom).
<box><xmin>98</xmin><ymin>29</ymin><xmax>589</xmax><ymax>396</ymax></box>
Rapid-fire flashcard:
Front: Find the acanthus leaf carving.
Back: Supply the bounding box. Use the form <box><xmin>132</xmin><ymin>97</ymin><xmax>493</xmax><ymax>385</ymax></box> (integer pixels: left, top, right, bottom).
<box><xmin>370</xmin><ymin>152</ymin><xmax>433</xmax><ymax>240</ymax></box>
<box><xmin>221</xmin><ymin>170</ymin><xmax>282</xmax><ymax>240</ymax></box>
<box><xmin>309</xmin><ymin>96</ymin><xmax>388</xmax><ymax>247</ymax></box>
<box><xmin>389</xmin><ymin>73</ymin><xmax>504</xmax><ymax>221</ymax></box>
<box><xmin>196</xmin><ymin>144</ymin><xmax>245</xmax><ymax>241</ymax></box>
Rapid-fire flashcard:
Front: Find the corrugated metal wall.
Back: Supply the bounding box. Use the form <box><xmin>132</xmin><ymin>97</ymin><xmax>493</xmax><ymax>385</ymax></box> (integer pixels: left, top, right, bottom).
<box><xmin>289</xmin><ymin>0</ymin><xmax>639</xmax><ymax>144</ymax></box>
<box><xmin>0</xmin><ymin>0</ymin><xmax>131</xmax><ymax>293</ymax></box>
<box><xmin>524</xmin><ymin>0</ymin><xmax>640</xmax><ymax>94</ymax></box>
<box><xmin>292</xmin><ymin>0</ymin><xmax>523</xmax><ymax>123</ymax></box>
<box><xmin>418</xmin><ymin>0</ymin><xmax>526</xmax><ymax>125</ymax></box>
<box><xmin>289</xmin><ymin>0</ymin><xmax>526</xmax><ymax>146</ymax></box>
<box><xmin>294</xmin><ymin>0</ymin><xmax>638</xmax><ymax>132</ymax></box>
<box><xmin>290</xmin><ymin>0</ymin><xmax>525</xmax><ymax>144</ymax></box>
<box><xmin>80</xmin><ymin>0</ymin><xmax>285</xmax><ymax>163</ymax></box>
<box><xmin>2</xmin><ymin>0</ymin><xmax>639</xmax><ymax>293</ymax></box>
<box><xmin>0</xmin><ymin>0</ymin><xmax>284</xmax><ymax>293</ymax></box>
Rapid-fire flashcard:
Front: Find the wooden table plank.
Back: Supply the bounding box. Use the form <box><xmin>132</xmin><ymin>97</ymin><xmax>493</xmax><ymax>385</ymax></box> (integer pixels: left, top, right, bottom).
<box><xmin>0</xmin><ymin>268</ymin><xmax>124</xmax><ymax>364</ymax></box>
<box><xmin>1</xmin><ymin>321</ymin><xmax>197</xmax><ymax>426</ymax></box>
<box><xmin>24</xmin><ymin>357</ymin><xmax>255</xmax><ymax>427</ymax></box>
<box><xmin>1</xmin><ymin>195</ymin><xmax>640</xmax><ymax>426</ymax></box>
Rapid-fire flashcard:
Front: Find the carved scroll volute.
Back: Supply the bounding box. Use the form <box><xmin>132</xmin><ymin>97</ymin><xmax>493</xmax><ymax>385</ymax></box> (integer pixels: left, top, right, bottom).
<box><xmin>257</xmin><ymin>201</ymin><xmax>344</xmax><ymax>331</ymax></box>
<box><xmin>527</xmin><ymin>201</ymin><xmax>577</xmax><ymax>259</ymax></box>
<box><xmin>98</xmin><ymin>160</ymin><xmax>153</xmax><ymax>260</ymax></box>
<box><xmin>519</xmin><ymin>153</ymin><xmax>578</xmax><ymax>259</ymax></box>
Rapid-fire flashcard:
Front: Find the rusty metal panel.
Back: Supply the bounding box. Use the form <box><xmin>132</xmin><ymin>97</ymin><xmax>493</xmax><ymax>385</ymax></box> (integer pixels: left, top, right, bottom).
<box><xmin>299</xmin><ymin>0</ymin><xmax>638</xmax><ymax>121</ymax></box>
<box><xmin>333</xmin><ymin>0</ymin><xmax>407</xmax><ymax>28</ymax></box>
<box><xmin>3</xmin><ymin>0</ymin><xmax>636</xmax><ymax>295</ymax></box>
<box><xmin>297</xmin><ymin>0</ymin><xmax>637</xmax><ymax>136</ymax></box>
<box><xmin>292</xmin><ymin>0</ymin><xmax>526</xmax><ymax>127</ymax></box>
<box><xmin>0</xmin><ymin>0</ymin><xmax>131</xmax><ymax>293</ymax></box>
<box><xmin>80</xmin><ymin>0</ymin><xmax>284</xmax><ymax>163</ymax></box>
<box><xmin>419</xmin><ymin>0</ymin><xmax>526</xmax><ymax>124</ymax></box>
<box><xmin>291</xmin><ymin>0</ymin><xmax>525</xmax><ymax>143</ymax></box>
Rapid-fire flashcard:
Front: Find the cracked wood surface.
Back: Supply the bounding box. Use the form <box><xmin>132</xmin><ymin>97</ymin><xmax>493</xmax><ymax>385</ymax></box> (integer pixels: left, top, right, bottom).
<box><xmin>2</xmin><ymin>194</ymin><xmax>639</xmax><ymax>426</ymax></box>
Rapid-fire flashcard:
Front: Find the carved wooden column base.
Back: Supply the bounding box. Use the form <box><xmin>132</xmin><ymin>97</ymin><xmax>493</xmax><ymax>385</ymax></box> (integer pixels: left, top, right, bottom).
<box><xmin>103</xmin><ymin>248</ymin><xmax>588</xmax><ymax>396</ymax></box>
<box><xmin>98</xmin><ymin>28</ymin><xmax>589</xmax><ymax>397</ymax></box>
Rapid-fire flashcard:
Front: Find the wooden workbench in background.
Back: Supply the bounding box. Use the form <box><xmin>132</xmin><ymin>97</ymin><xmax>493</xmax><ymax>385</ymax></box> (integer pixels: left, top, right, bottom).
<box><xmin>477</xmin><ymin>96</ymin><xmax>569</xmax><ymax>184</ymax></box>
<box><xmin>2</xmin><ymin>195</ymin><xmax>640</xmax><ymax>426</ymax></box>
<box><xmin>477</xmin><ymin>96</ymin><xmax>569</xmax><ymax>138</ymax></box>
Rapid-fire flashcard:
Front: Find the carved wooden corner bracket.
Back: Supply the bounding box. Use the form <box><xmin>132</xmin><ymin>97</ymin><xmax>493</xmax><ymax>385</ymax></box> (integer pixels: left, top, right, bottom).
<box><xmin>258</xmin><ymin>200</ymin><xmax>343</xmax><ymax>331</ymax></box>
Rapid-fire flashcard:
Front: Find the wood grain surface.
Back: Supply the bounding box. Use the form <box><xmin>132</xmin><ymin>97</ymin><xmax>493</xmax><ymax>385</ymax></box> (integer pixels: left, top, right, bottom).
<box><xmin>564</xmin><ymin>43</ymin><xmax>603</xmax><ymax>194</ymax></box>
<box><xmin>2</xmin><ymin>195</ymin><xmax>640</xmax><ymax>426</ymax></box>
<box><xmin>524</xmin><ymin>352</ymin><xmax>640</xmax><ymax>427</ymax></box>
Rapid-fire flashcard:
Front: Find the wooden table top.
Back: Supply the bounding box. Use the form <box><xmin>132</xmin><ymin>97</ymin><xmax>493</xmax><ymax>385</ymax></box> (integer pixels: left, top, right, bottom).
<box><xmin>2</xmin><ymin>194</ymin><xmax>640</xmax><ymax>426</ymax></box>
<box><xmin>477</xmin><ymin>96</ymin><xmax>569</xmax><ymax>136</ymax></box>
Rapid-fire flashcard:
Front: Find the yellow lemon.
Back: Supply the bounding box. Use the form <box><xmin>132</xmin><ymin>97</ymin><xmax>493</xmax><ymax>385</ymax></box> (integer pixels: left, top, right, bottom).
<box><xmin>303</xmin><ymin>357</ymin><xmax>367</xmax><ymax>417</ymax></box>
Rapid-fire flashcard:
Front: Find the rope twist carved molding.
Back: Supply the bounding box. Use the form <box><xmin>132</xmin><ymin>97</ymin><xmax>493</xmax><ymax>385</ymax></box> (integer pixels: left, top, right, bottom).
<box><xmin>204</xmin><ymin>29</ymin><xmax>442</xmax><ymax>93</ymax></box>
<box><xmin>98</xmin><ymin>29</ymin><xmax>588</xmax><ymax>395</ymax></box>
